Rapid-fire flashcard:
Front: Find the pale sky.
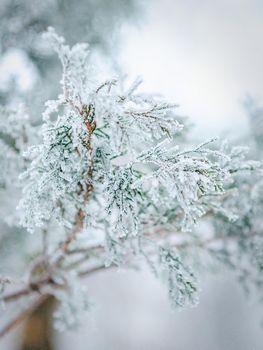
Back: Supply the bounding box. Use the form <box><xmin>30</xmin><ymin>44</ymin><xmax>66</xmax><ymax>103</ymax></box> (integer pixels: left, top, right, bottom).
<box><xmin>120</xmin><ymin>0</ymin><xmax>263</xmax><ymax>138</ymax></box>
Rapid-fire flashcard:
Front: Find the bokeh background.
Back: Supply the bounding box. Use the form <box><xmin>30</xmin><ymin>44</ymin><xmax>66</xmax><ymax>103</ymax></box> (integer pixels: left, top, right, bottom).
<box><xmin>1</xmin><ymin>0</ymin><xmax>263</xmax><ymax>349</ymax></box>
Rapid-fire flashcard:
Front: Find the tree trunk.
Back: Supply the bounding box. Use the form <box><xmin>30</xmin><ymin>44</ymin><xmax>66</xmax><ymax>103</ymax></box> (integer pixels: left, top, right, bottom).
<box><xmin>18</xmin><ymin>296</ymin><xmax>56</xmax><ymax>350</ymax></box>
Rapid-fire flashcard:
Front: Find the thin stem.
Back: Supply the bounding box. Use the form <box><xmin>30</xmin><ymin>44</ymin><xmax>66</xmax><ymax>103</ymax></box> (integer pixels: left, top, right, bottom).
<box><xmin>61</xmin><ymin>209</ymin><xmax>85</xmax><ymax>253</ymax></box>
<box><xmin>2</xmin><ymin>261</ymin><xmax>108</xmax><ymax>305</ymax></box>
<box><xmin>2</xmin><ymin>277</ymin><xmax>55</xmax><ymax>303</ymax></box>
<box><xmin>0</xmin><ymin>294</ymin><xmax>49</xmax><ymax>338</ymax></box>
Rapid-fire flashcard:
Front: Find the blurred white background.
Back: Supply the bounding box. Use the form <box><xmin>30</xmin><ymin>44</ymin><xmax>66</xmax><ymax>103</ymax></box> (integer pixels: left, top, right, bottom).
<box><xmin>120</xmin><ymin>0</ymin><xmax>263</xmax><ymax>138</ymax></box>
<box><xmin>2</xmin><ymin>269</ymin><xmax>263</xmax><ymax>349</ymax></box>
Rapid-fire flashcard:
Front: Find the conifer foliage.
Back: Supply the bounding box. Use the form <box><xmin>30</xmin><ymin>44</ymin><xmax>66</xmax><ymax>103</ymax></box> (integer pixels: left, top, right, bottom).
<box><xmin>0</xmin><ymin>28</ymin><xmax>262</xmax><ymax>333</ymax></box>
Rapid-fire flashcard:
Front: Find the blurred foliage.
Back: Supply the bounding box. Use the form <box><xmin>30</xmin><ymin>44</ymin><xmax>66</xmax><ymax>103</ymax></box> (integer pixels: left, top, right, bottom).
<box><xmin>0</xmin><ymin>0</ymin><xmax>143</xmax><ymax>107</ymax></box>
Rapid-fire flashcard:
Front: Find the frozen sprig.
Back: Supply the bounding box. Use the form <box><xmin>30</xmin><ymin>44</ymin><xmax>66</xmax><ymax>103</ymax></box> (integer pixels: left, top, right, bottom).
<box><xmin>0</xmin><ymin>29</ymin><xmax>262</xmax><ymax>334</ymax></box>
<box><xmin>105</xmin><ymin>166</ymin><xmax>143</xmax><ymax>238</ymax></box>
<box><xmin>159</xmin><ymin>247</ymin><xmax>199</xmax><ymax>308</ymax></box>
<box><xmin>132</xmin><ymin>138</ymin><xmax>255</xmax><ymax>230</ymax></box>
<box><xmin>18</xmin><ymin>112</ymin><xmax>90</xmax><ymax>232</ymax></box>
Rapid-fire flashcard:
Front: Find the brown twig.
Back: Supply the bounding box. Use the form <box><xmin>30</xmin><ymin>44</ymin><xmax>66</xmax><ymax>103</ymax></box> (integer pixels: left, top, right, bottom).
<box><xmin>0</xmin><ymin>294</ymin><xmax>49</xmax><ymax>338</ymax></box>
<box><xmin>2</xmin><ymin>260</ymin><xmax>108</xmax><ymax>306</ymax></box>
<box><xmin>2</xmin><ymin>277</ymin><xmax>56</xmax><ymax>303</ymax></box>
<box><xmin>61</xmin><ymin>209</ymin><xmax>85</xmax><ymax>253</ymax></box>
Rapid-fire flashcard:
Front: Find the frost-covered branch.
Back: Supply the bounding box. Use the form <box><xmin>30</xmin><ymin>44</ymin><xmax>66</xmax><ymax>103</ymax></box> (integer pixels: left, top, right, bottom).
<box><xmin>0</xmin><ymin>28</ymin><xmax>262</xmax><ymax>335</ymax></box>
